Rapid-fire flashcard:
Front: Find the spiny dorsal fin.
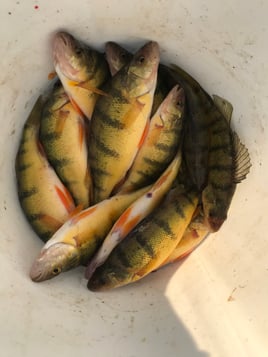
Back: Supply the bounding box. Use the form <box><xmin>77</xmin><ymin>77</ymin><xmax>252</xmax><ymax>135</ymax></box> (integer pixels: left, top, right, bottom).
<box><xmin>232</xmin><ymin>130</ymin><xmax>251</xmax><ymax>183</ymax></box>
<box><xmin>213</xmin><ymin>95</ymin><xmax>233</xmax><ymax>123</ymax></box>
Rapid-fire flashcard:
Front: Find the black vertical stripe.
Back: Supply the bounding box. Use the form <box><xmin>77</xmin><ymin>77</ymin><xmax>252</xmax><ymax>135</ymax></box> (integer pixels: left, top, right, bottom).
<box><xmin>153</xmin><ymin>217</ymin><xmax>174</xmax><ymax>236</ymax></box>
<box><xmin>19</xmin><ymin>187</ymin><xmax>38</xmax><ymax>200</ymax></box>
<box><xmin>135</xmin><ymin>234</ymin><xmax>155</xmax><ymax>258</ymax></box>
<box><xmin>93</xmin><ymin>137</ymin><xmax>120</xmax><ymax>158</ymax></box>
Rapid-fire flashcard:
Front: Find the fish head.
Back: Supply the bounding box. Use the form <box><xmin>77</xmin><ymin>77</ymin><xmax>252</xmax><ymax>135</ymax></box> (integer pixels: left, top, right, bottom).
<box><xmin>30</xmin><ymin>243</ymin><xmax>80</xmax><ymax>282</ymax></box>
<box><xmin>160</xmin><ymin>85</ymin><xmax>185</xmax><ymax>128</ymax></box>
<box><xmin>87</xmin><ymin>266</ymin><xmax>133</xmax><ymax>291</ymax></box>
<box><xmin>202</xmin><ymin>186</ymin><xmax>226</xmax><ymax>232</ymax></box>
<box><xmin>52</xmin><ymin>31</ymin><xmax>97</xmax><ymax>82</ymax></box>
<box><xmin>105</xmin><ymin>42</ymin><xmax>132</xmax><ymax>76</ymax></box>
<box><xmin>127</xmin><ymin>41</ymin><xmax>160</xmax><ymax>93</ymax></box>
<box><xmin>167</xmin><ymin>85</ymin><xmax>185</xmax><ymax>117</ymax></box>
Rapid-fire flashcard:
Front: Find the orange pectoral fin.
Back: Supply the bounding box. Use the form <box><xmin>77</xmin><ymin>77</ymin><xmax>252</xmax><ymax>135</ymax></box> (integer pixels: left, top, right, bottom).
<box><xmin>78</xmin><ymin>119</ymin><xmax>85</xmax><ymax>150</ymax></box>
<box><xmin>40</xmin><ymin>214</ymin><xmax>63</xmax><ymax>230</ymax></box>
<box><xmin>152</xmin><ymin>169</ymin><xmax>171</xmax><ymax>191</ymax></box>
<box><xmin>122</xmin><ymin>98</ymin><xmax>146</xmax><ymax>128</ymax></box>
<box><xmin>154</xmin><ymin>114</ymin><xmax>165</xmax><ymax>129</ymax></box>
<box><xmin>68</xmin><ymin>204</ymin><xmax>84</xmax><ymax>219</ymax></box>
<box><xmin>55</xmin><ymin>110</ymin><xmax>70</xmax><ymax>134</ymax></box>
<box><xmin>48</xmin><ymin>71</ymin><xmax>57</xmax><ymax>80</ymax></box>
<box><xmin>71</xmin><ymin>206</ymin><xmax>98</xmax><ymax>224</ymax></box>
<box><xmin>55</xmin><ymin>185</ymin><xmax>75</xmax><ymax>213</ymax></box>
<box><xmin>137</xmin><ymin>119</ymin><xmax>150</xmax><ymax>150</ymax></box>
<box><xmin>37</xmin><ymin>140</ymin><xmax>47</xmax><ymax>158</ymax></box>
<box><xmin>75</xmin><ymin>81</ymin><xmax>110</xmax><ymax>97</ymax></box>
<box><xmin>114</xmin><ymin>207</ymin><xmax>131</xmax><ymax>229</ymax></box>
<box><xmin>113</xmin><ymin>208</ymin><xmax>142</xmax><ymax>238</ymax></box>
<box><xmin>69</xmin><ymin>97</ymin><xmax>85</xmax><ymax>117</ymax></box>
<box><xmin>122</xmin><ymin>215</ymin><xmax>142</xmax><ymax>237</ymax></box>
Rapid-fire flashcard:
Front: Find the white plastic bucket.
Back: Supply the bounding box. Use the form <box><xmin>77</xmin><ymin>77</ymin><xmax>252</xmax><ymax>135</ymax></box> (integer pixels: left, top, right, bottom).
<box><xmin>0</xmin><ymin>1</ymin><xmax>267</xmax><ymax>356</ymax></box>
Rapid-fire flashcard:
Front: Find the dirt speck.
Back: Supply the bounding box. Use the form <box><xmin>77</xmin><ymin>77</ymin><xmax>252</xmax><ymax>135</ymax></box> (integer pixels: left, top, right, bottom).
<box><xmin>227</xmin><ymin>287</ymin><xmax>237</xmax><ymax>302</ymax></box>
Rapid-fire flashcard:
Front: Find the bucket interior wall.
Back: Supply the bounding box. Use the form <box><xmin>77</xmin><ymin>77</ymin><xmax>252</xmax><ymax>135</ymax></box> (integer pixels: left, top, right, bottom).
<box><xmin>0</xmin><ymin>1</ymin><xmax>267</xmax><ymax>356</ymax></box>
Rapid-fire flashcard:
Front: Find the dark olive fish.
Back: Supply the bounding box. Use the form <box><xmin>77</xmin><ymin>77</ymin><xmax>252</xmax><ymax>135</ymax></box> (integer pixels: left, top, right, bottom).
<box><xmin>159</xmin><ymin>63</ymin><xmax>214</xmax><ymax>191</ymax></box>
<box><xmin>201</xmin><ymin>95</ymin><xmax>251</xmax><ymax>232</ymax></box>
<box><xmin>160</xmin><ymin>65</ymin><xmax>251</xmax><ymax>231</ymax></box>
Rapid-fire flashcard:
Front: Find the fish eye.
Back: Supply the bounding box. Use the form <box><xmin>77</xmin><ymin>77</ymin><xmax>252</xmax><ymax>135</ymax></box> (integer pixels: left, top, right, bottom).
<box><xmin>52</xmin><ymin>267</ymin><xmax>61</xmax><ymax>275</ymax></box>
<box><xmin>137</xmin><ymin>56</ymin><xmax>145</xmax><ymax>64</ymax></box>
<box><xmin>75</xmin><ymin>47</ymin><xmax>82</xmax><ymax>55</ymax></box>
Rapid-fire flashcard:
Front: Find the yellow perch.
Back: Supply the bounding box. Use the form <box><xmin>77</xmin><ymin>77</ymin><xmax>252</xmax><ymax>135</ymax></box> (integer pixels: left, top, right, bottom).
<box><xmin>89</xmin><ymin>41</ymin><xmax>160</xmax><ymax>203</ymax></box>
<box><xmin>85</xmin><ymin>150</ymin><xmax>182</xmax><ymax>280</ymax></box>
<box><xmin>52</xmin><ymin>31</ymin><xmax>109</xmax><ymax>119</ymax></box>
<box><xmin>119</xmin><ymin>85</ymin><xmax>184</xmax><ymax>193</ymax></box>
<box><xmin>16</xmin><ymin>96</ymin><xmax>75</xmax><ymax>242</ymax></box>
<box><xmin>87</xmin><ymin>185</ymin><xmax>198</xmax><ymax>291</ymax></box>
<box><xmin>40</xmin><ymin>81</ymin><xmax>92</xmax><ymax>208</ymax></box>
<box><xmin>30</xmin><ymin>186</ymin><xmax>149</xmax><ymax>282</ymax></box>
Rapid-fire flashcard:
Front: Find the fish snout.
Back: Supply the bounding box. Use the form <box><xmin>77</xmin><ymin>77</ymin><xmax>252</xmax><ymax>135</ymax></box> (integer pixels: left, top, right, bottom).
<box><xmin>29</xmin><ymin>260</ymin><xmax>45</xmax><ymax>282</ymax></box>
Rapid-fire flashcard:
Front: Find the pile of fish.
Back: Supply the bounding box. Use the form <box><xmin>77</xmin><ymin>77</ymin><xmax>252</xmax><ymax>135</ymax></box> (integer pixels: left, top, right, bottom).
<box><xmin>15</xmin><ymin>31</ymin><xmax>251</xmax><ymax>291</ymax></box>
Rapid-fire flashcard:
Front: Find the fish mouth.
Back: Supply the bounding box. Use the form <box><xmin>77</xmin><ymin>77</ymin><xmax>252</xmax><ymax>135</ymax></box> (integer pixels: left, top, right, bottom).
<box><xmin>173</xmin><ymin>86</ymin><xmax>185</xmax><ymax>106</ymax></box>
<box><xmin>142</xmin><ymin>41</ymin><xmax>160</xmax><ymax>63</ymax></box>
<box><xmin>52</xmin><ymin>31</ymin><xmax>79</xmax><ymax>80</ymax></box>
<box><xmin>128</xmin><ymin>41</ymin><xmax>160</xmax><ymax>80</ymax></box>
<box><xmin>206</xmin><ymin>216</ymin><xmax>224</xmax><ymax>233</ymax></box>
<box><xmin>87</xmin><ymin>276</ymin><xmax>111</xmax><ymax>292</ymax></box>
<box><xmin>29</xmin><ymin>261</ymin><xmax>46</xmax><ymax>282</ymax></box>
<box><xmin>167</xmin><ymin>86</ymin><xmax>185</xmax><ymax>116</ymax></box>
<box><xmin>139</xmin><ymin>41</ymin><xmax>160</xmax><ymax>64</ymax></box>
